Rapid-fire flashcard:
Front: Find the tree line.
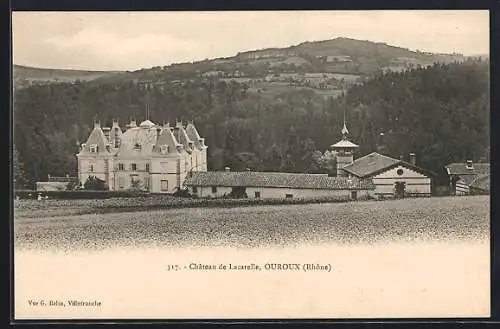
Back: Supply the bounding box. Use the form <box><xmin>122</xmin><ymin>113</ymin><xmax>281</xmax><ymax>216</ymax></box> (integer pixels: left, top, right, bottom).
<box><xmin>13</xmin><ymin>59</ymin><xmax>489</xmax><ymax>189</ymax></box>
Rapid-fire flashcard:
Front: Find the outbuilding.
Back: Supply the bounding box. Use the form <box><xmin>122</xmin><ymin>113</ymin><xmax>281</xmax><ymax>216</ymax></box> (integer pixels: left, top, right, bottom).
<box><xmin>445</xmin><ymin>161</ymin><xmax>490</xmax><ymax>195</ymax></box>
<box><xmin>184</xmin><ymin>171</ymin><xmax>376</xmax><ymax>200</ymax></box>
<box><xmin>341</xmin><ymin>152</ymin><xmax>434</xmax><ymax>199</ymax></box>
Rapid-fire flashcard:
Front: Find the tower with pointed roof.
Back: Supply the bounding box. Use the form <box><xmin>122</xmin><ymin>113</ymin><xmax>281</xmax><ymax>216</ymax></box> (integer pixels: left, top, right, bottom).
<box><xmin>330</xmin><ymin>112</ymin><xmax>359</xmax><ymax>177</ymax></box>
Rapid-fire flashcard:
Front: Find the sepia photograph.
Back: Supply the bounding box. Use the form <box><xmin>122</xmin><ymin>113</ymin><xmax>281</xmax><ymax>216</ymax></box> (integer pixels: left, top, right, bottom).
<box><xmin>12</xmin><ymin>10</ymin><xmax>490</xmax><ymax>320</ymax></box>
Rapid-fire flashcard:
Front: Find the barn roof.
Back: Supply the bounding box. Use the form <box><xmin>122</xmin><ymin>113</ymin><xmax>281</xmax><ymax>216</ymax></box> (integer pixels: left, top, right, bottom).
<box><xmin>342</xmin><ymin>152</ymin><xmax>434</xmax><ymax>178</ymax></box>
<box><xmin>470</xmin><ymin>174</ymin><xmax>490</xmax><ymax>192</ymax></box>
<box><xmin>184</xmin><ymin>171</ymin><xmax>375</xmax><ymax>190</ymax></box>
<box><xmin>79</xmin><ymin>126</ymin><xmax>110</xmax><ymax>155</ymax></box>
<box><xmin>445</xmin><ymin>162</ymin><xmax>490</xmax><ymax>176</ymax></box>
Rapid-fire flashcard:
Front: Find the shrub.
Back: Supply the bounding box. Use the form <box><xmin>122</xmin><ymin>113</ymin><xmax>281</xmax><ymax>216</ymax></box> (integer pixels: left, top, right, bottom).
<box><xmin>83</xmin><ymin>176</ymin><xmax>107</xmax><ymax>191</ymax></box>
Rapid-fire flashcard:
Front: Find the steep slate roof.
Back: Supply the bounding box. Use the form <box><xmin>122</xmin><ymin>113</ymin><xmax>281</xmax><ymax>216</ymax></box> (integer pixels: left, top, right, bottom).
<box><xmin>470</xmin><ymin>174</ymin><xmax>490</xmax><ymax>192</ymax></box>
<box><xmin>185</xmin><ymin>122</ymin><xmax>205</xmax><ymax>150</ymax></box>
<box><xmin>80</xmin><ymin>126</ymin><xmax>110</xmax><ymax>155</ymax></box>
<box><xmin>445</xmin><ymin>163</ymin><xmax>490</xmax><ymax>176</ymax></box>
<box><xmin>152</xmin><ymin>126</ymin><xmax>183</xmax><ymax>155</ymax></box>
<box><xmin>342</xmin><ymin>152</ymin><xmax>434</xmax><ymax>178</ymax></box>
<box><xmin>173</xmin><ymin>126</ymin><xmax>193</xmax><ymax>154</ymax></box>
<box><xmin>109</xmin><ymin>123</ymin><xmax>123</xmax><ymax>148</ymax></box>
<box><xmin>184</xmin><ymin>171</ymin><xmax>375</xmax><ymax>190</ymax></box>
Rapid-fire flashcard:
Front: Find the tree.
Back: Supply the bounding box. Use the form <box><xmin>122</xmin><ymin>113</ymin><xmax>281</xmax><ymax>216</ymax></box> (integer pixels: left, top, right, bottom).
<box><xmin>83</xmin><ymin>176</ymin><xmax>107</xmax><ymax>190</ymax></box>
<box><xmin>13</xmin><ymin>145</ymin><xmax>27</xmax><ymax>189</ymax></box>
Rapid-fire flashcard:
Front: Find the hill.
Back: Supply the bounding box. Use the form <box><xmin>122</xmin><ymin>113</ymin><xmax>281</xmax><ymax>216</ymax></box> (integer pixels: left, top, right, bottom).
<box><xmin>13</xmin><ymin>65</ymin><xmax>122</xmax><ymax>89</ymax></box>
<box><xmin>88</xmin><ymin>37</ymin><xmax>469</xmax><ymax>100</ymax></box>
<box><xmin>13</xmin><ymin>37</ymin><xmax>470</xmax><ymax>98</ymax></box>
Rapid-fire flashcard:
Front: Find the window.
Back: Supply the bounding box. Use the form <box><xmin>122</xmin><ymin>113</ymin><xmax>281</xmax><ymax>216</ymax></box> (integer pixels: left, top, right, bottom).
<box><xmin>192</xmin><ymin>186</ymin><xmax>198</xmax><ymax>193</ymax></box>
<box><xmin>212</xmin><ymin>186</ymin><xmax>217</xmax><ymax>193</ymax></box>
<box><xmin>118</xmin><ymin>163</ymin><xmax>124</xmax><ymax>171</ymax></box>
<box><xmin>89</xmin><ymin>144</ymin><xmax>98</xmax><ymax>153</ymax></box>
<box><xmin>160</xmin><ymin>162</ymin><xmax>168</xmax><ymax>173</ymax></box>
<box><xmin>397</xmin><ymin>168</ymin><xmax>404</xmax><ymax>176</ymax></box>
<box><xmin>161</xmin><ymin>180</ymin><xmax>168</xmax><ymax>191</ymax></box>
<box><xmin>285</xmin><ymin>194</ymin><xmax>293</xmax><ymax>199</ymax></box>
<box><xmin>145</xmin><ymin>163</ymin><xmax>150</xmax><ymax>172</ymax></box>
<box><xmin>134</xmin><ymin>143</ymin><xmax>142</xmax><ymax>150</ymax></box>
<box><xmin>89</xmin><ymin>164</ymin><xmax>94</xmax><ymax>172</ymax></box>
<box><xmin>160</xmin><ymin>145</ymin><xmax>169</xmax><ymax>154</ymax></box>
<box><xmin>351</xmin><ymin>191</ymin><xmax>358</xmax><ymax>200</ymax></box>
<box><xmin>131</xmin><ymin>163</ymin><xmax>137</xmax><ymax>171</ymax></box>
<box><xmin>118</xmin><ymin>177</ymin><xmax>125</xmax><ymax>188</ymax></box>
<box><xmin>254</xmin><ymin>191</ymin><xmax>261</xmax><ymax>198</ymax></box>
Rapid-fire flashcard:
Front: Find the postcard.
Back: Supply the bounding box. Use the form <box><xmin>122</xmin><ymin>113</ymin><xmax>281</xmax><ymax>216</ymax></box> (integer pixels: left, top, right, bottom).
<box><xmin>12</xmin><ymin>10</ymin><xmax>490</xmax><ymax>320</ymax></box>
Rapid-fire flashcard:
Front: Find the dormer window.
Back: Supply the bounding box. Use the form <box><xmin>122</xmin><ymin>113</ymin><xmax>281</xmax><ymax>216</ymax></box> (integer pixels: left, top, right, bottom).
<box><xmin>160</xmin><ymin>144</ymin><xmax>169</xmax><ymax>154</ymax></box>
<box><xmin>134</xmin><ymin>143</ymin><xmax>142</xmax><ymax>150</ymax></box>
<box><xmin>89</xmin><ymin>144</ymin><xmax>98</xmax><ymax>153</ymax></box>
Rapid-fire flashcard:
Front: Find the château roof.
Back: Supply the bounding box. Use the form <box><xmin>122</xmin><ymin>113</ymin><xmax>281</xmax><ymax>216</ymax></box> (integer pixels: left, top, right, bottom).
<box><xmin>184</xmin><ymin>171</ymin><xmax>375</xmax><ymax>190</ymax></box>
<box><xmin>185</xmin><ymin>122</ymin><xmax>205</xmax><ymax>150</ymax></box>
<box><xmin>79</xmin><ymin>119</ymin><xmax>207</xmax><ymax>158</ymax></box>
<box><xmin>174</xmin><ymin>125</ymin><xmax>194</xmax><ymax>154</ymax></box>
<box><xmin>139</xmin><ymin>120</ymin><xmax>156</xmax><ymax>128</ymax></box>
<box><xmin>152</xmin><ymin>126</ymin><xmax>182</xmax><ymax>155</ymax></box>
<box><xmin>331</xmin><ymin>139</ymin><xmax>359</xmax><ymax>149</ymax></box>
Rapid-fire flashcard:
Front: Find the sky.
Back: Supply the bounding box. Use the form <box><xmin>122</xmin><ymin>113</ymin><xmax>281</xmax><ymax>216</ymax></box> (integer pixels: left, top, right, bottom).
<box><xmin>12</xmin><ymin>10</ymin><xmax>490</xmax><ymax>71</ymax></box>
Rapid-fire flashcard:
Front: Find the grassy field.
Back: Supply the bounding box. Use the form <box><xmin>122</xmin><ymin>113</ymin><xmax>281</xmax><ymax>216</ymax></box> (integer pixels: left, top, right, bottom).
<box><xmin>14</xmin><ymin>195</ymin><xmax>490</xmax><ymax>319</ymax></box>
<box><xmin>14</xmin><ymin>196</ymin><xmax>489</xmax><ymax>251</ymax></box>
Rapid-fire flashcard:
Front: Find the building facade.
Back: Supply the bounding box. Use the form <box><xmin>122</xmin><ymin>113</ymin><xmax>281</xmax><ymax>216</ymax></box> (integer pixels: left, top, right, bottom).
<box><xmin>341</xmin><ymin>152</ymin><xmax>433</xmax><ymax>198</ymax></box>
<box><xmin>76</xmin><ymin>119</ymin><xmax>208</xmax><ymax>193</ymax></box>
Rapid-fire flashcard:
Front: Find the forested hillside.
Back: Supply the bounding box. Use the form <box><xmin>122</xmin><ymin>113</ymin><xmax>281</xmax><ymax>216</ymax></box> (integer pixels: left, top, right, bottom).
<box><xmin>13</xmin><ymin>59</ymin><xmax>489</xmax><ymax>188</ymax></box>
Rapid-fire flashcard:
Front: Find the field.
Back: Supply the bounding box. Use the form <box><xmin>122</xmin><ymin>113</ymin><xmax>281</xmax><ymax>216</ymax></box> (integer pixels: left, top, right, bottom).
<box><xmin>14</xmin><ymin>196</ymin><xmax>490</xmax><ymax>319</ymax></box>
<box><xmin>14</xmin><ymin>196</ymin><xmax>489</xmax><ymax>251</ymax></box>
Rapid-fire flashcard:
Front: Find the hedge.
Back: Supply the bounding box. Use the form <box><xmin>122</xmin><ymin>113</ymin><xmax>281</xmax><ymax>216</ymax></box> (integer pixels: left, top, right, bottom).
<box><xmin>14</xmin><ymin>190</ymin><xmax>150</xmax><ymax>200</ymax></box>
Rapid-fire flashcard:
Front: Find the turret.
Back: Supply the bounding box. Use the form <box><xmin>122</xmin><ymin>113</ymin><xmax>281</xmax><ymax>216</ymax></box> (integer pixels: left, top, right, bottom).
<box><xmin>330</xmin><ymin>115</ymin><xmax>358</xmax><ymax>177</ymax></box>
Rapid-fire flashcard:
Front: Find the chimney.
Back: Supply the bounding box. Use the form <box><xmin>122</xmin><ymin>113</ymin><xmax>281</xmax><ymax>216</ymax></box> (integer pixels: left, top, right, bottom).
<box><xmin>129</xmin><ymin>119</ymin><xmax>137</xmax><ymax>128</ymax></box>
<box><xmin>176</xmin><ymin>120</ymin><xmax>183</xmax><ymax>129</ymax></box>
<box><xmin>399</xmin><ymin>154</ymin><xmax>405</xmax><ymax>161</ymax></box>
<box><xmin>102</xmin><ymin>127</ymin><xmax>111</xmax><ymax>142</ymax></box>
<box><xmin>224</xmin><ymin>166</ymin><xmax>230</xmax><ymax>172</ymax></box>
<box><xmin>112</xmin><ymin>118</ymin><xmax>119</xmax><ymax>128</ymax></box>
<box><xmin>156</xmin><ymin>127</ymin><xmax>161</xmax><ymax>141</ymax></box>
<box><xmin>93</xmin><ymin>120</ymin><xmax>100</xmax><ymax>129</ymax></box>
<box><xmin>466</xmin><ymin>160</ymin><xmax>474</xmax><ymax>169</ymax></box>
<box><xmin>409</xmin><ymin>153</ymin><xmax>416</xmax><ymax>166</ymax></box>
<box><xmin>163</xmin><ymin>121</ymin><xmax>170</xmax><ymax>129</ymax></box>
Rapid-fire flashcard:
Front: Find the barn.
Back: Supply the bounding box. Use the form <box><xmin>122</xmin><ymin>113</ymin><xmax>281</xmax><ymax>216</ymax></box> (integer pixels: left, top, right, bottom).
<box><xmin>184</xmin><ymin>170</ymin><xmax>376</xmax><ymax>200</ymax></box>
<box><xmin>340</xmin><ymin>152</ymin><xmax>434</xmax><ymax>199</ymax></box>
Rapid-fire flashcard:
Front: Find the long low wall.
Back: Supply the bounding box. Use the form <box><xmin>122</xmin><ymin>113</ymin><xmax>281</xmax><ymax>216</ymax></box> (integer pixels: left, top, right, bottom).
<box><xmin>36</xmin><ymin>182</ymin><xmax>69</xmax><ymax>192</ymax></box>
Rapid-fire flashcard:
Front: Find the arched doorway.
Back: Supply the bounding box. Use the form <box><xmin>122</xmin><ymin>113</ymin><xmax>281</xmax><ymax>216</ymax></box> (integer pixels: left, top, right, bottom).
<box><xmin>394</xmin><ymin>181</ymin><xmax>406</xmax><ymax>199</ymax></box>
